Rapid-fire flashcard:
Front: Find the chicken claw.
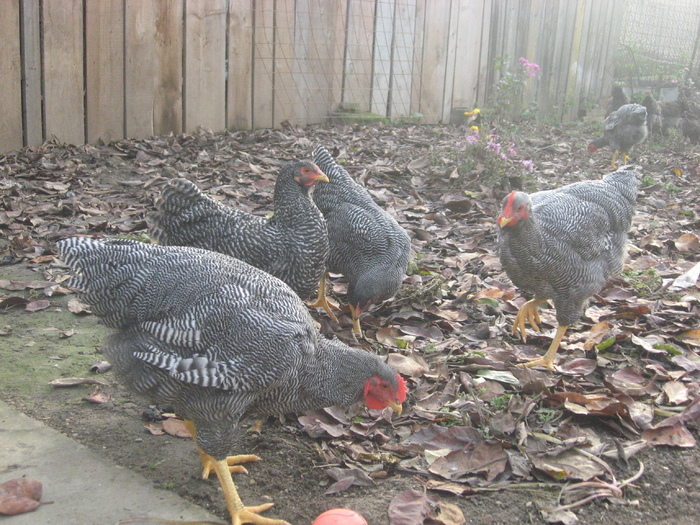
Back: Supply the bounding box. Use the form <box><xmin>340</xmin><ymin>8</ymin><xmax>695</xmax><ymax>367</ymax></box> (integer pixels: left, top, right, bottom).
<box><xmin>210</xmin><ymin>456</ymin><xmax>290</xmax><ymax>525</ymax></box>
<box><xmin>517</xmin><ymin>324</ymin><xmax>569</xmax><ymax>371</ymax></box>
<box><xmin>200</xmin><ymin>453</ymin><xmax>261</xmax><ymax>480</ymax></box>
<box><xmin>184</xmin><ymin>420</ymin><xmax>260</xmax><ymax>478</ymax></box>
<box><xmin>308</xmin><ymin>273</ymin><xmax>339</xmax><ymax>322</ymax></box>
<box><xmin>511</xmin><ymin>299</ymin><xmax>547</xmax><ymax>342</ymax></box>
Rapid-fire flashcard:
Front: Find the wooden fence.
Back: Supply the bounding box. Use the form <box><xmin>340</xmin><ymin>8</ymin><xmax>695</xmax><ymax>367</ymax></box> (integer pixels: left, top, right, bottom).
<box><xmin>0</xmin><ymin>0</ymin><xmax>626</xmax><ymax>153</ymax></box>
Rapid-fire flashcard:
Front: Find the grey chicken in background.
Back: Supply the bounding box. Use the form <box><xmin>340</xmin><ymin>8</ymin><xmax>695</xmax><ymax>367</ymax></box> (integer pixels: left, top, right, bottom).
<box><xmin>641</xmin><ymin>91</ymin><xmax>662</xmax><ymax>135</ymax></box>
<box><xmin>56</xmin><ymin>237</ymin><xmax>406</xmax><ymax>525</ymax></box>
<box><xmin>149</xmin><ymin>161</ymin><xmax>329</xmax><ymax>301</ymax></box>
<box><xmin>660</xmin><ymin>99</ymin><xmax>684</xmax><ymax>135</ymax></box>
<box><xmin>588</xmin><ymin>103</ymin><xmax>648</xmax><ymax>168</ymax></box>
<box><xmin>312</xmin><ymin>146</ymin><xmax>411</xmax><ymax>337</ymax></box>
<box><xmin>606</xmin><ymin>85</ymin><xmax>630</xmax><ymax>117</ymax></box>
<box><xmin>680</xmin><ymin>118</ymin><xmax>700</xmax><ymax>144</ymax></box>
<box><xmin>497</xmin><ymin>168</ymin><xmax>639</xmax><ymax>370</ymax></box>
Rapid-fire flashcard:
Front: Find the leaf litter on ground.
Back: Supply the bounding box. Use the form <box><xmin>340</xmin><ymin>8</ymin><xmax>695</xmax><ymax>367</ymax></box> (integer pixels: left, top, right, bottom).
<box><xmin>1</xmin><ymin>121</ymin><xmax>699</xmax><ymax>523</ymax></box>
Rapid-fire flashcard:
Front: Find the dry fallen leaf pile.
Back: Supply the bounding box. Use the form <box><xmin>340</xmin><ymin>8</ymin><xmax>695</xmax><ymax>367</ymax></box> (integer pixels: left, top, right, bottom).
<box><xmin>1</xmin><ymin>120</ymin><xmax>699</xmax><ymax>523</ymax></box>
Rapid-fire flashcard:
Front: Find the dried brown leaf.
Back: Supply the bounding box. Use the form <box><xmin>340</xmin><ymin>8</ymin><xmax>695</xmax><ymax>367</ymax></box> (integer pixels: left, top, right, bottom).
<box><xmin>162</xmin><ymin>417</ymin><xmax>192</xmax><ymax>439</ymax></box>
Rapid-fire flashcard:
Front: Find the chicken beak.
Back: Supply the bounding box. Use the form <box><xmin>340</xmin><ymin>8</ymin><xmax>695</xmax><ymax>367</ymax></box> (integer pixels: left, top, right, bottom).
<box><xmin>497</xmin><ymin>216</ymin><xmax>513</xmax><ymax>228</ymax></box>
<box><xmin>387</xmin><ymin>400</ymin><xmax>403</xmax><ymax>417</ymax></box>
<box><xmin>316</xmin><ymin>173</ymin><xmax>330</xmax><ymax>183</ymax></box>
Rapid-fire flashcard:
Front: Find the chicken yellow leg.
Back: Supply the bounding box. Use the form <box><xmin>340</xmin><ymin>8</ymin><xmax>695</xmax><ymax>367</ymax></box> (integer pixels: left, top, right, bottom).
<box><xmin>184</xmin><ymin>421</ymin><xmax>289</xmax><ymax>525</ymax></box>
<box><xmin>308</xmin><ymin>273</ymin><xmax>339</xmax><ymax>322</ymax></box>
<box><xmin>511</xmin><ymin>299</ymin><xmax>548</xmax><ymax>342</ymax></box>
<box><xmin>517</xmin><ymin>324</ymin><xmax>568</xmax><ymax>371</ymax></box>
<box><xmin>184</xmin><ymin>420</ymin><xmax>259</xmax><ymax>479</ymax></box>
<box><xmin>610</xmin><ymin>150</ymin><xmax>619</xmax><ymax>169</ymax></box>
<box><xmin>349</xmin><ymin>304</ymin><xmax>364</xmax><ymax>338</ymax></box>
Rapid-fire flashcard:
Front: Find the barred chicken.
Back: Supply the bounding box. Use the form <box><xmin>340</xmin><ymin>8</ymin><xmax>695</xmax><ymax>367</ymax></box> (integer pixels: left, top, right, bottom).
<box><xmin>149</xmin><ymin>161</ymin><xmax>329</xmax><ymax>301</ymax></box>
<box><xmin>56</xmin><ymin>237</ymin><xmax>406</xmax><ymax>525</ymax></box>
<box><xmin>312</xmin><ymin>146</ymin><xmax>411</xmax><ymax>336</ymax></box>
<box><xmin>497</xmin><ymin>168</ymin><xmax>639</xmax><ymax>370</ymax></box>
<box><xmin>642</xmin><ymin>92</ymin><xmax>662</xmax><ymax>136</ymax></box>
<box><xmin>661</xmin><ymin>99</ymin><xmax>684</xmax><ymax>135</ymax></box>
<box><xmin>606</xmin><ymin>85</ymin><xmax>629</xmax><ymax>117</ymax></box>
<box><xmin>588</xmin><ymin>104</ymin><xmax>647</xmax><ymax>169</ymax></box>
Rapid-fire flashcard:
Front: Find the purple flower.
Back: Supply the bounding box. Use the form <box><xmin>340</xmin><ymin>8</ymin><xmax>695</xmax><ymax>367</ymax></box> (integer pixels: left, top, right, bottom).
<box><xmin>487</xmin><ymin>141</ymin><xmax>501</xmax><ymax>155</ymax></box>
<box><xmin>508</xmin><ymin>144</ymin><xmax>516</xmax><ymax>157</ymax></box>
<box><xmin>465</xmin><ymin>135</ymin><xmax>479</xmax><ymax>146</ymax></box>
<box><xmin>519</xmin><ymin>58</ymin><xmax>540</xmax><ymax>78</ymax></box>
<box><xmin>521</xmin><ymin>160</ymin><xmax>534</xmax><ymax>172</ymax></box>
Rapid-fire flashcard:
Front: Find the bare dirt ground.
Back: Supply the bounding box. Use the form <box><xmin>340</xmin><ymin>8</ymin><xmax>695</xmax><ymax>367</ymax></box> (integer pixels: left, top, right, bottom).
<box><xmin>1</xmin><ymin>119</ymin><xmax>699</xmax><ymax>524</ymax></box>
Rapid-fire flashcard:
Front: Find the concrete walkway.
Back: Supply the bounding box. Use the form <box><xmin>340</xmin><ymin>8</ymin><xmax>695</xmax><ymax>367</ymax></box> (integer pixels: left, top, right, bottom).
<box><xmin>0</xmin><ymin>400</ymin><xmax>222</xmax><ymax>525</ymax></box>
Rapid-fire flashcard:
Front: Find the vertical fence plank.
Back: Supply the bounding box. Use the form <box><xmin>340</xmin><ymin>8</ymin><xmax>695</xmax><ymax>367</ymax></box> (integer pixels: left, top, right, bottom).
<box><xmin>410</xmin><ymin>0</ymin><xmax>426</xmax><ymax>114</ymax></box>
<box><xmin>294</xmin><ymin>0</ymin><xmax>346</xmax><ymax>125</ymax></box>
<box><xmin>475</xmin><ymin>0</ymin><xmax>493</xmax><ymax>107</ymax></box>
<box><xmin>274</xmin><ymin>0</ymin><xmax>301</xmax><ymax>126</ymax></box>
<box><xmin>154</xmin><ymin>0</ymin><xmax>184</xmax><ymax>134</ymax></box>
<box><xmin>125</xmin><ymin>0</ymin><xmax>183</xmax><ymax>137</ymax></box>
<box><xmin>565</xmin><ymin>0</ymin><xmax>587</xmax><ymax>120</ymax></box>
<box><xmin>441</xmin><ymin>0</ymin><xmax>459</xmax><ymax>123</ymax></box>
<box><xmin>548</xmin><ymin>0</ymin><xmax>575</xmax><ymax>119</ymax></box>
<box><xmin>21</xmin><ymin>0</ymin><xmax>42</xmax><ymax>147</ymax></box>
<box><xmin>184</xmin><ymin>0</ymin><xmax>227</xmax><ymax>132</ymax></box>
<box><xmin>228</xmin><ymin>0</ymin><xmax>253</xmax><ymax>129</ymax></box>
<box><xmin>253</xmin><ymin>0</ymin><xmax>274</xmax><ymax>129</ymax></box>
<box><xmin>451</xmin><ymin>0</ymin><xmax>485</xmax><ymax>111</ymax></box>
<box><xmin>371</xmin><ymin>0</ymin><xmax>393</xmax><ymax>116</ymax></box>
<box><xmin>521</xmin><ymin>0</ymin><xmax>542</xmax><ymax>107</ymax></box>
<box><xmin>600</xmin><ymin>2</ymin><xmax>626</xmax><ymax>101</ymax></box>
<box><xmin>344</xmin><ymin>0</ymin><xmax>375</xmax><ymax>111</ymax></box>
<box><xmin>0</xmin><ymin>0</ymin><xmax>23</xmax><ymax>152</ymax></box>
<box><xmin>86</xmin><ymin>0</ymin><xmax>124</xmax><ymax>143</ymax></box>
<box><xmin>419</xmin><ymin>0</ymin><xmax>451</xmax><ymax>123</ymax></box>
<box><xmin>124</xmin><ymin>0</ymin><xmax>157</xmax><ymax>138</ymax></box>
<box><xmin>390</xmin><ymin>0</ymin><xmax>417</xmax><ymax>118</ymax></box>
<box><xmin>125</xmin><ymin>1</ymin><xmax>156</xmax><ymax>138</ymax></box>
<box><xmin>43</xmin><ymin>0</ymin><xmax>84</xmax><ymax>145</ymax></box>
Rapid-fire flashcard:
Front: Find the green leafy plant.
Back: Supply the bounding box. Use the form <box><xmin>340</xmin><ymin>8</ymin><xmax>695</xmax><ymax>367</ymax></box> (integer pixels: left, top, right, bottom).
<box><xmin>622</xmin><ymin>268</ymin><xmax>662</xmax><ymax>297</ymax></box>
<box><xmin>490</xmin><ymin>56</ymin><xmax>540</xmax><ymax>121</ymax></box>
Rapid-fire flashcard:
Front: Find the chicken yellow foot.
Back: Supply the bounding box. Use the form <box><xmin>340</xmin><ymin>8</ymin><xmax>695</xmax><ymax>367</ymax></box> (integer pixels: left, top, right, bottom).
<box><xmin>199</xmin><ymin>451</ymin><xmax>261</xmax><ymax>479</ymax></box>
<box><xmin>183</xmin><ymin>421</ymin><xmax>288</xmax><ymax>524</ymax></box>
<box><xmin>210</xmin><ymin>453</ymin><xmax>290</xmax><ymax>525</ymax></box>
<box><xmin>308</xmin><ymin>273</ymin><xmax>339</xmax><ymax>322</ymax></box>
<box><xmin>518</xmin><ymin>324</ymin><xmax>568</xmax><ymax>371</ymax></box>
<box><xmin>247</xmin><ymin>419</ymin><xmax>264</xmax><ymax>434</ymax></box>
<box><xmin>511</xmin><ymin>299</ymin><xmax>547</xmax><ymax>342</ymax></box>
<box><xmin>183</xmin><ymin>420</ymin><xmax>260</xmax><ymax>479</ymax></box>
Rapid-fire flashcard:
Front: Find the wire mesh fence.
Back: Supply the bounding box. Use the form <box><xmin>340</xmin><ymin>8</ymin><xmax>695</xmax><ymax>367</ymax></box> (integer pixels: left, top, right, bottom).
<box><xmin>617</xmin><ymin>0</ymin><xmax>700</xmax><ymax>90</ymax></box>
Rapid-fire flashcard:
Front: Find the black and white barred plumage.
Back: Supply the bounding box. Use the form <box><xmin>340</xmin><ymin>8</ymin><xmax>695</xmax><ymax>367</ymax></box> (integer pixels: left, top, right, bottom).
<box><xmin>149</xmin><ymin>161</ymin><xmax>329</xmax><ymax>300</ymax></box>
<box><xmin>498</xmin><ymin>167</ymin><xmax>639</xmax><ymax>327</ymax></box>
<box><xmin>56</xmin><ymin>238</ymin><xmax>403</xmax><ymax>459</ymax></box>
<box><xmin>312</xmin><ymin>146</ymin><xmax>411</xmax><ymax>311</ymax></box>
<box><xmin>589</xmin><ymin>103</ymin><xmax>648</xmax><ymax>158</ymax></box>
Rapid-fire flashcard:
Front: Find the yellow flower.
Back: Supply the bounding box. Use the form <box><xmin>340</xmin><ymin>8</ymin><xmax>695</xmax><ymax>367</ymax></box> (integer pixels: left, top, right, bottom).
<box><xmin>470</xmin><ymin>126</ymin><xmax>479</xmax><ymax>131</ymax></box>
<box><xmin>464</xmin><ymin>108</ymin><xmax>480</xmax><ymax>117</ymax></box>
